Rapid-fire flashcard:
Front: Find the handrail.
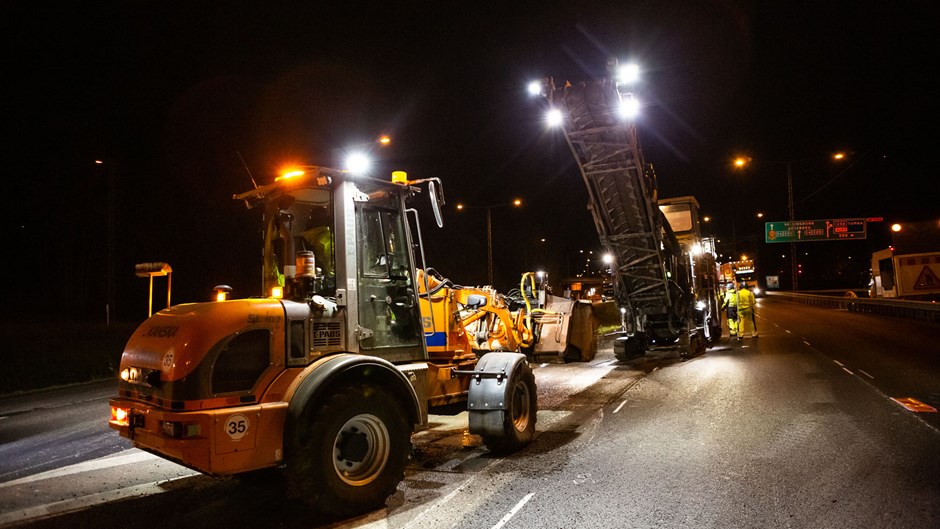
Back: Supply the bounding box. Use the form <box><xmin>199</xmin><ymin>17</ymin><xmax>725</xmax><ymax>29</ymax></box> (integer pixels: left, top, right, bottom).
<box><xmin>765</xmin><ymin>291</ymin><xmax>940</xmax><ymax>323</ymax></box>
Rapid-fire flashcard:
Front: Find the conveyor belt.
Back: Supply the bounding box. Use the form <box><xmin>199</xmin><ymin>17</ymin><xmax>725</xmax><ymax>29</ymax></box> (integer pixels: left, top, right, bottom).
<box><xmin>547</xmin><ymin>79</ymin><xmax>672</xmax><ymax>317</ymax></box>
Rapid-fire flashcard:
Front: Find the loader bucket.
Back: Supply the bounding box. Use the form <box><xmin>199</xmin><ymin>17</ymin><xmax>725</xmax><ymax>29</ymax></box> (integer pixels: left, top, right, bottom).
<box><xmin>532</xmin><ymin>296</ymin><xmax>597</xmax><ymax>362</ymax></box>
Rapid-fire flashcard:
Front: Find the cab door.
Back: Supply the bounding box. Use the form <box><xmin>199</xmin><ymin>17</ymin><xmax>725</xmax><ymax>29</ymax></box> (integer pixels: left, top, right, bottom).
<box><xmin>355</xmin><ymin>199</ymin><xmax>424</xmax><ymax>362</ymax></box>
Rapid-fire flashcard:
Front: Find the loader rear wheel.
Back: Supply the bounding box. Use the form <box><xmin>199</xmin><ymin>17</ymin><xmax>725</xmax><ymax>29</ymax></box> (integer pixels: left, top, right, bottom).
<box><xmin>479</xmin><ymin>363</ymin><xmax>537</xmax><ymax>454</ymax></box>
<box><xmin>287</xmin><ymin>384</ymin><xmax>410</xmax><ymax>516</ymax></box>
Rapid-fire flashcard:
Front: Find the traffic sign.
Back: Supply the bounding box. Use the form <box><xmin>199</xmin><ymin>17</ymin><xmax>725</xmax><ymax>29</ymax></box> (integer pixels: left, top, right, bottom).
<box><xmin>765</xmin><ymin>218</ymin><xmax>867</xmax><ymax>243</ymax></box>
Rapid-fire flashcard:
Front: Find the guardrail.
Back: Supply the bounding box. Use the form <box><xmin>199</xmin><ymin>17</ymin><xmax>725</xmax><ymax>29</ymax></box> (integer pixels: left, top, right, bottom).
<box><xmin>765</xmin><ymin>291</ymin><xmax>940</xmax><ymax>323</ymax></box>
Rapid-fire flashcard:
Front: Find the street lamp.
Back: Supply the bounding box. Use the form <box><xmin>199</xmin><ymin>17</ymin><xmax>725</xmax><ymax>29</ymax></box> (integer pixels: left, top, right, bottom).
<box><xmin>456</xmin><ymin>199</ymin><xmax>522</xmax><ymax>285</ymax></box>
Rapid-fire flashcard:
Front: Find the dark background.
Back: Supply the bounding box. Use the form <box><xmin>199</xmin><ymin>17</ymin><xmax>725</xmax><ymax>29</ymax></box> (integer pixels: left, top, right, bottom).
<box><xmin>3</xmin><ymin>1</ymin><xmax>937</xmax><ymax>324</ymax></box>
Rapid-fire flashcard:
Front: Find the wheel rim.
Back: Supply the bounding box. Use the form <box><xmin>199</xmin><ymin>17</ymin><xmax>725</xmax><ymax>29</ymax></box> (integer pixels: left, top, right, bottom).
<box><xmin>509</xmin><ymin>380</ymin><xmax>532</xmax><ymax>433</ymax></box>
<box><xmin>332</xmin><ymin>413</ymin><xmax>390</xmax><ymax>486</ymax></box>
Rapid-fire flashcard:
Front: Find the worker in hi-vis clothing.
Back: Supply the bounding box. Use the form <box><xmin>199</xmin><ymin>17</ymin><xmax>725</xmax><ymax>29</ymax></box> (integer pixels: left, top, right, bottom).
<box><xmin>736</xmin><ymin>282</ymin><xmax>757</xmax><ymax>339</ymax></box>
<box><xmin>721</xmin><ymin>283</ymin><xmax>739</xmax><ymax>338</ymax></box>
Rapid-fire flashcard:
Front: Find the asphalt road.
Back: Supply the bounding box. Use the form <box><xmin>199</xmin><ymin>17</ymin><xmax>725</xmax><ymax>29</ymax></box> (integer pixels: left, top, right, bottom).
<box><xmin>1</xmin><ymin>297</ymin><xmax>938</xmax><ymax>528</ymax></box>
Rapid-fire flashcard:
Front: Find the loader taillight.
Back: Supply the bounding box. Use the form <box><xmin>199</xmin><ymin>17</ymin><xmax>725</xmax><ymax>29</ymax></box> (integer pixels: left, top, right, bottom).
<box><xmin>111</xmin><ymin>406</ymin><xmax>129</xmax><ymax>425</ymax></box>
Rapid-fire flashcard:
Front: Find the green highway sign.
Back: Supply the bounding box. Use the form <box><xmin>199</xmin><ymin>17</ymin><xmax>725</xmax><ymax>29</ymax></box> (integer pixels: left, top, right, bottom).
<box><xmin>765</xmin><ymin>218</ymin><xmax>867</xmax><ymax>243</ymax></box>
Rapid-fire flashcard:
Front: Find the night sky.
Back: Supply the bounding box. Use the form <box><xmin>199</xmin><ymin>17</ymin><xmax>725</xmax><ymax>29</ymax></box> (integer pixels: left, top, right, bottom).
<box><xmin>4</xmin><ymin>2</ymin><xmax>937</xmax><ymax>322</ymax></box>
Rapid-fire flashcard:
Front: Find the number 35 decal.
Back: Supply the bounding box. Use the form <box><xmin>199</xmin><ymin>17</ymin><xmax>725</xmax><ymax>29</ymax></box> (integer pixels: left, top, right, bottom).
<box><xmin>224</xmin><ymin>414</ymin><xmax>250</xmax><ymax>440</ymax></box>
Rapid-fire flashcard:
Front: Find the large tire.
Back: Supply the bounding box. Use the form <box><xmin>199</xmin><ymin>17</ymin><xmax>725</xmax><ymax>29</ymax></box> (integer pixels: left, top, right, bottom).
<box><xmin>287</xmin><ymin>384</ymin><xmax>410</xmax><ymax>516</ymax></box>
<box><xmin>479</xmin><ymin>362</ymin><xmax>537</xmax><ymax>454</ymax></box>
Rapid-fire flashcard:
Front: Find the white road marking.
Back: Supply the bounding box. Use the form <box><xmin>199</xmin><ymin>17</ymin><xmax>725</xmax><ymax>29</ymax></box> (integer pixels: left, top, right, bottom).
<box><xmin>842</xmin><ymin>367</ymin><xmax>854</xmax><ymax>376</ymax></box>
<box><xmin>858</xmin><ymin>369</ymin><xmax>874</xmax><ymax>379</ymax></box>
<box><xmin>613</xmin><ymin>400</ymin><xmax>628</xmax><ymax>414</ymax></box>
<box><xmin>833</xmin><ymin>360</ymin><xmax>845</xmax><ymax>367</ymax></box>
<box><xmin>785</xmin><ymin>329</ymin><xmax>792</xmax><ymax>334</ymax></box>
<box><xmin>802</xmin><ymin>340</ymin><xmax>812</xmax><ymax>346</ymax></box>
<box><xmin>395</xmin><ymin>457</ymin><xmax>503</xmax><ymax>529</ymax></box>
<box><xmin>490</xmin><ymin>493</ymin><xmax>534</xmax><ymax>529</ymax></box>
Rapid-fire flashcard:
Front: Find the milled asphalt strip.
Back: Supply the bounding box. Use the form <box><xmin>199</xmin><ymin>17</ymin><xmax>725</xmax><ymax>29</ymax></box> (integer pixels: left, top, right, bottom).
<box><xmin>0</xmin><ymin>450</ymin><xmax>199</xmax><ymax>526</ymax></box>
<box><xmin>0</xmin><ymin>450</ymin><xmax>157</xmax><ymax>488</ymax></box>
<box><xmin>0</xmin><ymin>475</ymin><xmax>194</xmax><ymax>526</ymax></box>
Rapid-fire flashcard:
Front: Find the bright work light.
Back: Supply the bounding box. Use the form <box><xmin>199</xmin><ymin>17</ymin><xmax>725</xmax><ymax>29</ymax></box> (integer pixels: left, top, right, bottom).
<box><xmin>345</xmin><ymin>153</ymin><xmax>371</xmax><ymax>174</ymax></box>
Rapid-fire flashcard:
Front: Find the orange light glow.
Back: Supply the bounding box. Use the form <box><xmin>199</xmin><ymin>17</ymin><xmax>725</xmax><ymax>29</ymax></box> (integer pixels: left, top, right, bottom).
<box><xmin>111</xmin><ymin>406</ymin><xmax>129</xmax><ymax>424</ymax></box>
<box><xmin>276</xmin><ymin>169</ymin><xmax>305</xmax><ymax>182</ymax></box>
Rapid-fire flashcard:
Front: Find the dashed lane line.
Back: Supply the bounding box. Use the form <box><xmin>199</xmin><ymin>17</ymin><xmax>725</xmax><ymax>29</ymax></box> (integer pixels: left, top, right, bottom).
<box><xmin>490</xmin><ymin>493</ymin><xmax>535</xmax><ymax>529</ymax></box>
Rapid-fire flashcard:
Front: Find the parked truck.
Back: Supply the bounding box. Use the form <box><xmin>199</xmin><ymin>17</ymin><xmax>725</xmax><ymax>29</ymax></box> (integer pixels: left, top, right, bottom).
<box><xmin>870</xmin><ymin>248</ymin><xmax>940</xmax><ymax>300</ymax></box>
<box><xmin>109</xmin><ymin>167</ymin><xmax>548</xmax><ymax>515</ymax></box>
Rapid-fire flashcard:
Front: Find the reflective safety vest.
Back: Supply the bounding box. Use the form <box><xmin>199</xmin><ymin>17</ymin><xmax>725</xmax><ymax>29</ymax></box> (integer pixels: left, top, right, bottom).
<box><xmin>722</xmin><ymin>289</ymin><xmax>738</xmax><ymax>308</ymax></box>
<box><xmin>737</xmin><ymin>288</ymin><xmax>755</xmax><ymax>311</ymax></box>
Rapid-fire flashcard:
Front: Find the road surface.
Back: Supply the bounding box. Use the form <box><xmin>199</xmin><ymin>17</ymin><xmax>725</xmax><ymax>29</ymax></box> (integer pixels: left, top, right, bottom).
<box><xmin>2</xmin><ymin>297</ymin><xmax>938</xmax><ymax>528</ymax></box>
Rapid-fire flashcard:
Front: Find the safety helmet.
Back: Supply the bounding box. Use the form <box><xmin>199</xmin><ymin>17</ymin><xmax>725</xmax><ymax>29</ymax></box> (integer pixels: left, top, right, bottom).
<box><xmin>727</xmin><ymin>283</ymin><xmax>736</xmax><ymax>290</ymax></box>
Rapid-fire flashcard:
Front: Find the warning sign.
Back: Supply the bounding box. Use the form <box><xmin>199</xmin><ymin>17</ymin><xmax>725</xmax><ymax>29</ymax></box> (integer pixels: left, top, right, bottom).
<box><xmin>914</xmin><ymin>265</ymin><xmax>940</xmax><ymax>290</ymax></box>
<box><xmin>895</xmin><ymin>252</ymin><xmax>940</xmax><ymax>297</ymax></box>
<box><xmin>891</xmin><ymin>397</ymin><xmax>938</xmax><ymax>413</ymax></box>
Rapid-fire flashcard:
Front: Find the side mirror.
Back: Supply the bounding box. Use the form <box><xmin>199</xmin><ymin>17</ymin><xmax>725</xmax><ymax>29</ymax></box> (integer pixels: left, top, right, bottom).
<box><xmin>429</xmin><ymin>179</ymin><xmax>444</xmax><ymax>228</ymax></box>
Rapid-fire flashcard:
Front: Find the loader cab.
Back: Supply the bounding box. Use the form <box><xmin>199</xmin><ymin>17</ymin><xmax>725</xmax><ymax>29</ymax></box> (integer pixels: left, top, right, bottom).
<box><xmin>260</xmin><ymin>171</ymin><xmax>426</xmax><ymax>364</ymax></box>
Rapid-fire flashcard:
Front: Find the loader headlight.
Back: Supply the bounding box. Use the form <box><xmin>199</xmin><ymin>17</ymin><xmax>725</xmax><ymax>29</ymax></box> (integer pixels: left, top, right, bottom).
<box><xmin>120</xmin><ymin>367</ymin><xmax>141</xmax><ymax>383</ymax></box>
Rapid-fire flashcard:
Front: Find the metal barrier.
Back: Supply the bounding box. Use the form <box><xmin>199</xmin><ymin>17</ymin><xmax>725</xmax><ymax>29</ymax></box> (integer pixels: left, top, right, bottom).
<box><xmin>765</xmin><ymin>291</ymin><xmax>940</xmax><ymax>323</ymax></box>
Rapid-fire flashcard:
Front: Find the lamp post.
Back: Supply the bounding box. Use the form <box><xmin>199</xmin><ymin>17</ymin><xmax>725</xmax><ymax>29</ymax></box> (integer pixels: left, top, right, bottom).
<box><xmin>785</xmin><ymin>161</ymin><xmax>797</xmax><ymax>291</ymax></box>
<box><xmin>95</xmin><ymin>159</ymin><xmax>116</xmax><ymax>324</ymax></box>
<box><xmin>734</xmin><ymin>157</ymin><xmax>799</xmax><ymax>290</ymax></box>
<box><xmin>733</xmin><ymin>152</ymin><xmax>850</xmax><ymax>290</ymax></box>
<box><xmin>457</xmin><ymin>199</ymin><xmax>522</xmax><ymax>285</ymax></box>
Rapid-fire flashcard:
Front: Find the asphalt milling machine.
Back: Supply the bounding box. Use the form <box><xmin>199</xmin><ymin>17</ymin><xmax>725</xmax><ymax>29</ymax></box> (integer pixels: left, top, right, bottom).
<box><xmin>535</xmin><ymin>59</ymin><xmax>723</xmax><ymax>360</ymax></box>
